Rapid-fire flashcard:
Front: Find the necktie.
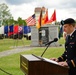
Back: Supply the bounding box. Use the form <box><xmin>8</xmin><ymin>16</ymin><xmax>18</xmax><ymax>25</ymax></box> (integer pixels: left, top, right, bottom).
<box><xmin>67</xmin><ymin>35</ymin><xmax>70</xmax><ymax>42</ymax></box>
<box><xmin>68</xmin><ymin>35</ymin><xmax>70</xmax><ymax>40</ymax></box>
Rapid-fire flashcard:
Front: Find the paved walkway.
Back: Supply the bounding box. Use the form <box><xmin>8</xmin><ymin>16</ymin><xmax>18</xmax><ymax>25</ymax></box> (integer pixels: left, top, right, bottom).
<box><xmin>0</xmin><ymin>46</ymin><xmax>35</xmax><ymax>58</ymax></box>
<box><xmin>0</xmin><ymin>44</ymin><xmax>64</xmax><ymax>58</ymax></box>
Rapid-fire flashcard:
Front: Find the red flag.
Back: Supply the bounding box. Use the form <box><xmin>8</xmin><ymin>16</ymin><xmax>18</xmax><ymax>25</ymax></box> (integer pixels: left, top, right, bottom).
<box><xmin>26</xmin><ymin>14</ymin><xmax>36</xmax><ymax>26</ymax></box>
<box><xmin>13</xmin><ymin>25</ymin><xmax>18</xmax><ymax>34</ymax></box>
<box><xmin>42</xmin><ymin>9</ymin><xmax>49</xmax><ymax>25</ymax></box>
<box><xmin>36</xmin><ymin>9</ymin><xmax>42</xmax><ymax>29</ymax></box>
<box><xmin>8</xmin><ymin>25</ymin><xmax>14</xmax><ymax>36</ymax></box>
<box><xmin>46</xmin><ymin>10</ymin><xmax>56</xmax><ymax>24</ymax></box>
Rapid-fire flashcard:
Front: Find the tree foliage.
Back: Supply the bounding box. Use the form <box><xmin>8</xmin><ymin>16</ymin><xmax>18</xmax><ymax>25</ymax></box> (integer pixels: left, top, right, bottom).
<box><xmin>17</xmin><ymin>17</ymin><xmax>27</xmax><ymax>26</ymax></box>
<box><xmin>0</xmin><ymin>3</ymin><xmax>27</xmax><ymax>26</ymax></box>
<box><xmin>0</xmin><ymin>3</ymin><xmax>13</xmax><ymax>25</ymax></box>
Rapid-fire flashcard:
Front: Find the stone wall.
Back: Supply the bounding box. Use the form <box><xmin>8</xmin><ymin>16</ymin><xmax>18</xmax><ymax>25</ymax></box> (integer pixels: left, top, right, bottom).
<box><xmin>31</xmin><ymin>24</ymin><xmax>59</xmax><ymax>47</ymax></box>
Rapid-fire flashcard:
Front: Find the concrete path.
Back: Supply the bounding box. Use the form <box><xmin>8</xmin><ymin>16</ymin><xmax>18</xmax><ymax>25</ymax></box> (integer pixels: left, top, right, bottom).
<box><xmin>0</xmin><ymin>45</ymin><xmax>63</xmax><ymax>58</ymax></box>
<box><xmin>0</xmin><ymin>46</ymin><xmax>35</xmax><ymax>58</ymax></box>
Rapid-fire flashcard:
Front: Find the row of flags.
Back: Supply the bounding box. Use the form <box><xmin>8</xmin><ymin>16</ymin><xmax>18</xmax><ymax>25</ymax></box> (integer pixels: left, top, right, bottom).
<box><xmin>25</xmin><ymin>9</ymin><xmax>56</xmax><ymax>29</ymax></box>
<box><xmin>8</xmin><ymin>25</ymin><xmax>23</xmax><ymax>36</ymax></box>
<box><xmin>8</xmin><ymin>25</ymin><xmax>31</xmax><ymax>35</ymax></box>
<box><xmin>0</xmin><ymin>25</ymin><xmax>31</xmax><ymax>36</ymax></box>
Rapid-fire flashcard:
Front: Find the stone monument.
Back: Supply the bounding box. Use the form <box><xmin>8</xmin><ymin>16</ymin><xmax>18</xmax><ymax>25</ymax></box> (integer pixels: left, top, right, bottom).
<box><xmin>30</xmin><ymin>7</ymin><xmax>59</xmax><ymax>47</ymax></box>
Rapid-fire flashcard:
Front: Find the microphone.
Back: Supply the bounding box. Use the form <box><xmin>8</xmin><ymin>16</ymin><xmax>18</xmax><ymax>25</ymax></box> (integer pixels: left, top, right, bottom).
<box><xmin>45</xmin><ymin>38</ymin><xmax>58</xmax><ymax>46</ymax></box>
<box><xmin>41</xmin><ymin>38</ymin><xmax>58</xmax><ymax>57</ymax></box>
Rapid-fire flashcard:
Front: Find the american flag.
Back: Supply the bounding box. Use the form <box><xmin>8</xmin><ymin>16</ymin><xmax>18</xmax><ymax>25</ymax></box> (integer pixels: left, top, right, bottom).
<box><xmin>26</xmin><ymin>14</ymin><xmax>36</xmax><ymax>26</ymax></box>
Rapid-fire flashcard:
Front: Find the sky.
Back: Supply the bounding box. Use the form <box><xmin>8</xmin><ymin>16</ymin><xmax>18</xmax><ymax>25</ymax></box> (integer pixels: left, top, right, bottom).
<box><xmin>0</xmin><ymin>0</ymin><xmax>76</xmax><ymax>21</ymax></box>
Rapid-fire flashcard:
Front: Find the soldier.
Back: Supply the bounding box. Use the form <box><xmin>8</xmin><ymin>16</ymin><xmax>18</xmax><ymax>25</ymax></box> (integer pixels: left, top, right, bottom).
<box><xmin>51</xmin><ymin>18</ymin><xmax>76</xmax><ymax>75</ymax></box>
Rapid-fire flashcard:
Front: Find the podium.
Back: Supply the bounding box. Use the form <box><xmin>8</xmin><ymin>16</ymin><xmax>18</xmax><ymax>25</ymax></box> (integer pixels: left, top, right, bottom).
<box><xmin>20</xmin><ymin>54</ymin><xmax>69</xmax><ymax>75</ymax></box>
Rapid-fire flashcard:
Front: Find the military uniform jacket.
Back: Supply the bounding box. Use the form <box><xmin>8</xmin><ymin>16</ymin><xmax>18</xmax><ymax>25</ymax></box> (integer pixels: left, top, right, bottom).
<box><xmin>58</xmin><ymin>30</ymin><xmax>76</xmax><ymax>75</ymax></box>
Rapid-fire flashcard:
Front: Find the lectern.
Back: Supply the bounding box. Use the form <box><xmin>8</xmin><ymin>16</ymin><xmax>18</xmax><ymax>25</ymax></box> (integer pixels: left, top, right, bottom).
<box><xmin>20</xmin><ymin>54</ymin><xmax>69</xmax><ymax>75</ymax></box>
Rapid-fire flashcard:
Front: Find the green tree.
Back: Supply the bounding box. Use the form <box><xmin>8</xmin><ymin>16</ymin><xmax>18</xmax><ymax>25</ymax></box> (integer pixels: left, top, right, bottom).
<box><xmin>0</xmin><ymin>3</ymin><xmax>13</xmax><ymax>25</ymax></box>
<box><xmin>23</xmin><ymin>20</ymin><xmax>27</xmax><ymax>26</ymax></box>
<box><xmin>17</xmin><ymin>17</ymin><xmax>23</xmax><ymax>25</ymax></box>
<box><xmin>17</xmin><ymin>17</ymin><xmax>27</xmax><ymax>26</ymax></box>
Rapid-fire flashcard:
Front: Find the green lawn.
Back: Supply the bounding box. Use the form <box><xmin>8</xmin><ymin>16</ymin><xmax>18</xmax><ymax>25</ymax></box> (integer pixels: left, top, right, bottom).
<box><xmin>0</xmin><ymin>37</ymin><xmax>65</xmax><ymax>75</ymax></box>
<box><xmin>0</xmin><ymin>37</ymin><xmax>65</xmax><ymax>52</ymax></box>
<box><xmin>0</xmin><ymin>38</ymin><xmax>31</xmax><ymax>52</ymax></box>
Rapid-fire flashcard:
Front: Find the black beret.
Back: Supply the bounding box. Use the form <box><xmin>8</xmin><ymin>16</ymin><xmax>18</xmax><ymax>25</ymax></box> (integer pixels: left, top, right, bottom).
<box><xmin>61</xmin><ymin>18</ymin><xmax>75</xmax><ymax>26</ymax></box>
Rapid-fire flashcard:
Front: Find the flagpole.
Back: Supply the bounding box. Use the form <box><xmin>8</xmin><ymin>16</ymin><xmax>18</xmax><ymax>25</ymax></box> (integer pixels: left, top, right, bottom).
<box><xmin>39</xmin><ymin>8</ymin><xmax>42</xmax><ymax>46</ymax></box>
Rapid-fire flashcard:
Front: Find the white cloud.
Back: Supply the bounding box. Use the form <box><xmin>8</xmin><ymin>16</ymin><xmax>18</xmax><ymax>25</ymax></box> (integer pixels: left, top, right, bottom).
<box><xmin>8</xmin><ymin>3</ymin><xmax>36</xmax><ymax>20</ymax></box>
<box><xmin>0</xmin><ymin>0</ymin><xmax>76</xmax><ymax>21</ymax></box>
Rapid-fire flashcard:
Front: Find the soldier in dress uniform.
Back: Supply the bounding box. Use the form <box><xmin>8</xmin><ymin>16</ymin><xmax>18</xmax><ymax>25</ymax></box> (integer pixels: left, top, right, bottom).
<box><xmin>51</xmin><ymin>18</ymin><xmax>76</xmax><ymax>75</ymax></box>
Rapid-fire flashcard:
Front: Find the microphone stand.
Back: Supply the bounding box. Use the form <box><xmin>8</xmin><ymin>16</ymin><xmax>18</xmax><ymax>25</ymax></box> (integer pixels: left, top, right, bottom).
<box><xmin>41</xmin><ymin>44</ymin><xmax>50</xmax><ymax>57</ymax></box>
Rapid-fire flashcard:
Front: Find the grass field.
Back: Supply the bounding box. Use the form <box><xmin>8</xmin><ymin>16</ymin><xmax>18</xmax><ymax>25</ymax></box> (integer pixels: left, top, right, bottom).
<box><xmin>0</xmin><ymin>38</ymin><xmax>31</xmax><ymax>52</ymax></box>
<box><xmin>0</xmin><ymin>37</ymin><xmax>65</xmax><ymax>75</ymax></box>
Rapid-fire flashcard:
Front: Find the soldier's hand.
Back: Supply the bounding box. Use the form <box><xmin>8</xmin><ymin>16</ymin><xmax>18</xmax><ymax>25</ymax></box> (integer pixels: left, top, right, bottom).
<box><xmin>58</xmin><ymin>62</ymin><xmax>68</xmax><ymax>67</ymax></box>
<box><xmin>50</xmin><ymin>58</ymin><xmax>59</xmax><ymax>62</ymax></box>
